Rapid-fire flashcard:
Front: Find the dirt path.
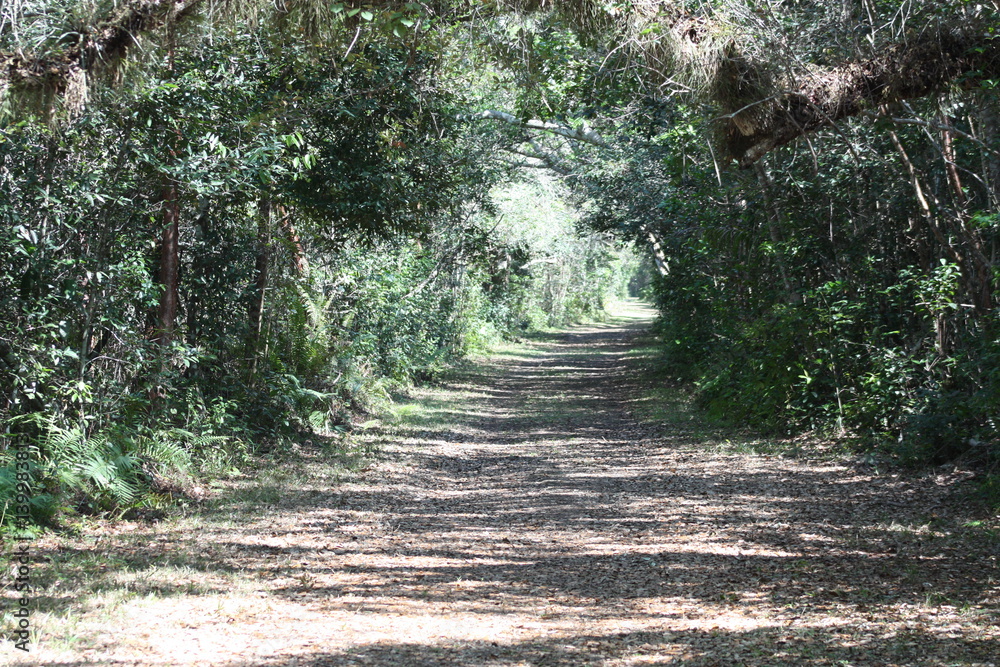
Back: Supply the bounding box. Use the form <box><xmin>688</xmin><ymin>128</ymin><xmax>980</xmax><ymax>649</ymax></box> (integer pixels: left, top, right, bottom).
<box><xmin>4</xmin><ymin>302</ymin><xmax>999</xmax><ymax>665</ymax></box>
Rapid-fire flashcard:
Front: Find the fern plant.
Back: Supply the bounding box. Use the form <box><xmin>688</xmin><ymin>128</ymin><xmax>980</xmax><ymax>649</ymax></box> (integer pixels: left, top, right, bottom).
<box><xmin>289</xmin><ymin>278</ymin><xmax>337</xmax><ymax>379</ymax></box>
<box><xmin>35</xmin><ymin>421</ymin><xmax>195</xmax><ymax>513</ymax></box>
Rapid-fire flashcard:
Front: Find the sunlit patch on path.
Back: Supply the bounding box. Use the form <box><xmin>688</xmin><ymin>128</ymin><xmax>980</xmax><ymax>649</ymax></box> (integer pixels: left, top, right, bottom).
<box><xmin>6</xmin><ymin>301</ymin><xmax>998</xmax><ymax>666</ymax></box>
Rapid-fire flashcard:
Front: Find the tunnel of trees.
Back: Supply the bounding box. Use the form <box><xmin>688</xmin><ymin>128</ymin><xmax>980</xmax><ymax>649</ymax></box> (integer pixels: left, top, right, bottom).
<box><xmin>2</xmin><ymin>0</ymin><xmax>999</xmax><ymax>525</ymax></box>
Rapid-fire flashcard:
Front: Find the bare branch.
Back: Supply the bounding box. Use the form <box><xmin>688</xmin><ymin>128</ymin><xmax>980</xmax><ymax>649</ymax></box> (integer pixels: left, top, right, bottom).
<box><xmin>471</xmin><ymin>109</ymin><xmax>610</xmax><ymax>148</ymax></box>
<box><xmin>498</xmin><ymin>156</ymin><xmax>559</xmax><ymax>171</ymax></box>
<box><xmin>862</xmin><ymin>110</ymin><xmax>1000</xmax><ymax>158</ymax></box>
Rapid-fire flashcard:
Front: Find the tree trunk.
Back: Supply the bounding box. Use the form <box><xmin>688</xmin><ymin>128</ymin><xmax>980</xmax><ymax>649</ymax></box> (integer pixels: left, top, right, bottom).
<box><xmin>278</xmin><ymin>205</ymin><xmax>308</xmax><ymax>275</ymax></box>
<box><xmin>890</xmin><ymin>115</ymin><xmax>994</xmax><ymax>315</ymax></box>
<box><xmin>248</xmin><ymin>199</ymin><xmax>271</xmax><ymax>346</ymax></box>
<box><xmin>753</xmin><ymin>162</ymin><xmax>801</xmax><ymax>305</ymax></box>
<box><xmin>154</xmin><ymin>179</ymin><xmax>180</xmax><ymax>345</ymax></box>
<box><xmin>939</xmin><ymin>113</ymin><xmax>994</xmax><ymax>313</ymax></box>
<box><xmin>644</xmin><ymin>228</ymin><xmax>669</xmax><ymax>277</ymax></box>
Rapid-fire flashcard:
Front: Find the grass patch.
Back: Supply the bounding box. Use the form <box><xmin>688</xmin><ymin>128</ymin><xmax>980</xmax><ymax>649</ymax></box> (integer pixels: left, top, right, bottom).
<box><xmin>623</xmin><ymin>329</ymin><xmax>862</xmax><ymax>462</ymax></box>
<box><xmin>623</xmin><ymin>333</ymin><xmax>723</xmax><ymax>440</ymax></box>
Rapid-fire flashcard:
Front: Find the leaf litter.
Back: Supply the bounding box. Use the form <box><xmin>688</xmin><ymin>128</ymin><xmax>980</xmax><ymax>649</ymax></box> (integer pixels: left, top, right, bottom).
<box><xmin>3</xmin><ymin>302</ymin><xmax>998</xmax><ymax>666</ymax></box>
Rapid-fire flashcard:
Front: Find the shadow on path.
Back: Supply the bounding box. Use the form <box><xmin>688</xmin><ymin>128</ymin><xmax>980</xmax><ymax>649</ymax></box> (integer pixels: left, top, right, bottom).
<box><xmin>12</xmin><ymin>302</ymin><xmax>1000</xmax><ymax>666</ymax></box>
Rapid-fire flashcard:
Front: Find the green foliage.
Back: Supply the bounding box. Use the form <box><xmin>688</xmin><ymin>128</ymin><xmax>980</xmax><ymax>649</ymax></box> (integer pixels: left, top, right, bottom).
<box><xmin>626</xmin><ymin>93</ymin><xmax>1000</xmax><ymax>466</ymax></box>
<box><xmin>0</xmin><ymin>416</ymin><xmax>215</xmax><ymax>527</ymax></box>
<box><xmin>7</xmin><ymin>0</ymin><xmax>998</xmax><ymax>531</ymax></box>
<box><xmin>0</xmin><ymin>17</ymin><xmax>640</xmax><ymax>530</ymax></box>
<box><xmin>488</xmin><ymin>174</ymin><xmax>634</xmax><ymax>329</ymax></box>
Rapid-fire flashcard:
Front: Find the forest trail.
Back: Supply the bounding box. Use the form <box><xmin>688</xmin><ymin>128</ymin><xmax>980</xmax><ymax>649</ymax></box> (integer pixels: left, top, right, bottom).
<box><xmin>7</xmin><ymin>301</ymin><xmax>999</xmax><ymax>666</ymax></box>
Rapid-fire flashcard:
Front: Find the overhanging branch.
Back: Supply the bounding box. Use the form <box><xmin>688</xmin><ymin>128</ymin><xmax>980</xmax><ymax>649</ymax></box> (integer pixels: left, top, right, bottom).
<box><xmin>722</xmin><ymin>29</ymin><xmax>1000</xmax><ymax>167</ymax></box>
<box><xmin>472</xmin><ymin>109</ymin><xmax>610</xmax><ymax>148</ymax></box>
<box><xmin>1</xmin><ymin>0</ymin><xmax>206</xmax><ymax>94</ymax></box>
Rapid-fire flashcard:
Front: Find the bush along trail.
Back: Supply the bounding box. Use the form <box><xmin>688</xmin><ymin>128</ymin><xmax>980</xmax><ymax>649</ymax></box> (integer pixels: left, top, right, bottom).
<box><xmin>3</xmin><ymin>301</ymin><xmax>999</xmax><ymax>666</ymax></box>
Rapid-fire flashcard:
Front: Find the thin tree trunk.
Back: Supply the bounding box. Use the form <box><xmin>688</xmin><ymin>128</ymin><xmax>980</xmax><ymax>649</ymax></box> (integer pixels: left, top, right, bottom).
<box><xmin>753</xmin><ymin>162</ymin><xmax>801</xmax><ymax>305</ymax></box>
<box><xmin>248</xmin><ymin>199</ymin><xmax>271</xmax><ymax>346</ymax></box>
<box><xmin>154</xmin><ymin>26</ymin><xmax>181</xmax><ymax>347</ymax></box>
<box><xmin>939</xmin><ymin>109</ymin><xmax>967</xmax><ymax>209</ymax></box>
<box><xmin>938</xmin><ymin>109</ymin><xmax>994</xmax><ymax>312</ymax></box>
<box><xmin>277</xmin><ymin>205</ymin><xmax>308</xmax><ymax>275</ymax></box>
<box><xmin>154</xmin><ymin>179</ymin><xmax>180</xmax><ymax>345</ymax></box>
<box><xmin>887</xmin><ymin>126</ymin><xmax>966</xmax><ymax>355</ymax></box>
<box><xmin>887</xmin><ymin>127</ymin><xmax>965</xmax><ymax>265</ymax></box>
<box><xmin>892</xmin><ymin>115</ymin><xmax>993</xmax><ymax>314</ymax></box>
<box><xmin>979</xmin><ymin>97</ymin><xmax>1000</xmax><ymax>270</ymax></box>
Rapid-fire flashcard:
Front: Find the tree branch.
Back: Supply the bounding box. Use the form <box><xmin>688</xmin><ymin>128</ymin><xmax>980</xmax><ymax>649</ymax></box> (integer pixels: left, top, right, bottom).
<box><xmin>862</xmin><ymin>109</ymin><xmax>1000</xmax><ymax>158</ymax></box>
<box><xmin>724</xmin><ymin>29</ymin><xmax>1000</xmax><ymax>167</ymax></box>
<box><xmin>1</xmin><ymin>0</ymin><xmax>206</xmax><ymax>93</ymax></box>
<box><xmin>471</xmin><ymin>109</ymin><xmax>610</xmax><ymax>147</ymax></box>
<box><xmin>498</xmin><ymin>156</ymin><xmax>563</xmax><ymax>172</ymax></box>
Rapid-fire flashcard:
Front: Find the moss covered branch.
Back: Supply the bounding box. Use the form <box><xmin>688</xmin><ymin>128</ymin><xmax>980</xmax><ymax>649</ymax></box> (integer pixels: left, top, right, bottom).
<box><xmin>722</xmin><ymin>28</ymin><xmax>1000</xmax><ymax>167</ymax></box>
<box><xmin>1</xmin><ymin>0</ymin><xmax>205</xmax><ymax>95</ymax></box>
